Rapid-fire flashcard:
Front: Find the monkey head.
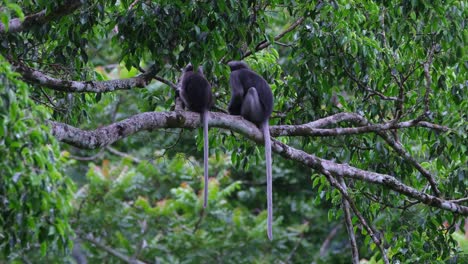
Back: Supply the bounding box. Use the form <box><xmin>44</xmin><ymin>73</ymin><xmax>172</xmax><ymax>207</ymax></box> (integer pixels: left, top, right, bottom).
<box><xmin>227</xmin><ymin>61</ymin><xmax>250</xmax><ymax>71</ymax></box>
<box><xmin>184</xmin><ymin>63</ymin><xmax>204</xmax><ymax>75</ymax></box>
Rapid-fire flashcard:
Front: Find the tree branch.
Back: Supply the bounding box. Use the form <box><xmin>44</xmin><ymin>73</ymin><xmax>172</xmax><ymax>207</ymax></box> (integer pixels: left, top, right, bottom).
<box><xmin>154</xmin><ymin>75</ymin><xmax>177</xmax><ymax>90</ymax></box>
<box><xmin>270</xmin><ymin>112</ymin><xmax>443</xmax><ymax>196</ymax></box>
<box><xmin>270</xmin><ymin>112</ymin><xmax>448</xmax><ymax>137</ymax></box>
<box><xmin>423</xmin><ymin>43</ymin><xmax>437</xmax><ymax>114</ymax></box>
<box><xmin>323</xmin><ymin>170</ymin><xmax>389</xmax><ymax>263</ymax></box>
<box><xmin>107</xmin><ymin>146</ymin><xmax>142</xmax><ymax>164</ymax></box>
<box><xmin>339</xmin><ymin>177</ymin><xmax>360</xmax><ymax>264</ymax></box>
<box><xmin>273</xmin><ymin>137</ymin><xmax>466</xmax><ymax>214</ymax></box>
<box><xmin>377</xmin><ymin>130</ymin><xmax>441</xmax><ymax>196</ymax></box>
<box><xmin>80</xmin><ymin>234</ymin><xmax>147</xmax><ymax>264</ymax></box>
<box><xmin>241</xmin><ymin>17</ymin><xmax>305</xmax><ymax>58</ymax></box>
<box><xmin>319</xmin><ymin>225</ymin><xmax>341</xmax><ymax>257</ymax></box>
<box><xmin>0</xmin><ymin>0</ymin><xmax>83</xmax><ymax>34</ymax></box>
<box><xmin>11</xmin><ymin>61</ymin><xmax>158</xmax><ymax>93</ymax></box>
<box><xmin>48</xmin><ymin>111</ymin><xmax>468</xmax><ymax>216</ymax></box>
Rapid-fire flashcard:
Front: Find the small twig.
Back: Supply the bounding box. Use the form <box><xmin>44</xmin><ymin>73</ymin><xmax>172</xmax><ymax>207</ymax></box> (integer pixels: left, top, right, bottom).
<box><xmin>74</xmin><ymin>188</ymin><xmax>89</xmax><ymax>224</ymax></box>
<box><xmin>362</xmin><ymin>192</ymin><xmax>419</xmax><ymax>210</ymax></box>
<box><xmin>154</xmin><ymin>75</ymin><xmax>177</xmax><ymax>90</ymax></box>
<box><xmin>319</xmin><ymin>225</ymin><xmax>341</xmax><ymax>256</ymax></box>
<box><xmin>107</xmin><ymin>146</ymin><xmax>141</xmax><ymax>164</ymax></box>
<box><xmin>128</xmin><ymin>0</ymin><xmax>140</xmax><ymax>10</ymax></box>
<box><xmin>130</xmin><ymin>220</ymin><xmax>148</xmax><ymax>263</ymax></box>
<box><xmin>390</xmin><ymin>68</ymin><xmax>405</xmax><ymax>120</ymax></box>
<box><xmin>450</xmin><ymin>197</ymin><xmax>468</xmax><ymax>204</ymax></box>
<box><xmin>30</xmin><ymin>96</ymin><xmax>66</xmax><ymax>113</ymax></box>
<box><xmin>343</xmin><ymin>66</ymin><xmax>398</xmax><ymax>101</ymax></box>
<box><xmin>69</xmin><ymin>150</ymin><xmax>105</xmax><ymax>161</ymax></box>
<box><xmin>241</xmin><ymin>17</ymin><xmax>305</xmax><ymax>59</ymax></box>
<box><xmin>39</xmin><ymin>87</ymin><xmax>57</xmax><ymax>107</ymax></box>
<box><xmin>274</xmin><ymin>41</ymin><xmax>293</xmax><ymax>47</ymax></box>
<box><xmin>377</xmin><ymin>130</ymin><xmax>441</xmax><ymax>197</ymax></box>
<box><xmin>286</xmin><ymin>230</ymin><xmax>305</xmax><ymax>262</ymax></box>
<box><xmin>111</xmin><ymin>95</ymin><xmax>122</xmax><ymax>123</ymax></box>
<box><xmin>422</xmin><ymin>43</ymin><xmax>437</xmax><ymax>114</ymax></box>
<box><xmin>80</xmin><ymin>234</ymin><xmax>147</xmax><ymax>264</ymax></box>
<box><xmin>192</xmin><ymin>207</ymin><xmax>206</xmax><ymax>233</ymax></box>
<box><xmin>379</xmin><ymin>7</ymin><xmax>388</xmax><ymax>49</ymax></box>
<box><xmin>320</xmin><ymin>169</ymin><xmax>389</xmax><ymax>264</ymax></box>
<box><xmin>339</xmin><ymin>177</ymin><xmax>359</xmax><ymax>264</ymax></box>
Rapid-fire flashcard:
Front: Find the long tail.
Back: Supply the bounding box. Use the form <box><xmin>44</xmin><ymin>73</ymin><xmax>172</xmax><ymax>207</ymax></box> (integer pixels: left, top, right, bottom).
<box><xmin>202</xmin><ymin>110</ymin><xmax>209</xmax><ymax>208</ymax></box>
<box><xmin>263</xmin><ymin>121</ymin><xmax>273</xmax><ymax>240</ymax></box>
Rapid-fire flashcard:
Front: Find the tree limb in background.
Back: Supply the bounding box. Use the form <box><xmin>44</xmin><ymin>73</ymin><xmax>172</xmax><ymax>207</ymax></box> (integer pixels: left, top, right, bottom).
<box><xmin>11</xmin><ymin>61</ymin><xmax>158</xmax><ymax>93</ymax></box>
<box><xmin>271</xmin><ymin>112</ymin><xmax>443</xmax><ymax>196</ymax></box>
<box><xmin>0</xmin><ymin>0</ymin><xmax>83</xmax><ymax>34</ymax></box>
<box><xmin>242</xmin><ymin>17</ymin><xmax>305</xmax><ymax>59</ymax></box>
<box><xmin>270</xmin><ymin>115</ymin><xmax>448</xmax><ymax>137</ymax></box>
<box><xmin>423</xmin><ymin>43</ymin><xmax>438</xmax><ymax>114</ymax></box>
<box><xmin>14</xmin><ymin>59</ymin><xmax>177</xmax><ymax>92</ymax></box>
<box><xmin>377</xmin><ymin>130</ymin><xmax>441</xmax><ymax>196</ymax></box>
<box><xmin>107</xmin><ymin>146</ymin><xmax>142</xmax><ymax>164</ymax></box>
<box><xmin>48</xmin><ymin>111</ymin><xmax>468</xmax><ymax>216</ymax></box>
<box><xmin>319</xmin><ymin>225</ymin><xmax>341</xmax><ymax>257</ymax></box>
<box><xmin>80</xmin><ymin>234</ymin><xmax>147</xmax><ymax>264</ymax></box>
<box><xmin>322</xmin><ymin>170</ymin><xmax>388</xmax><ymax>264</ymax></box>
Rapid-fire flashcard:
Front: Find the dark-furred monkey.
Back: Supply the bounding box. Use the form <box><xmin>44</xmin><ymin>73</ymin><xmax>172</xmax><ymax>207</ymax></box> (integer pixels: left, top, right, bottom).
<box><xmin>180</xmin><ymin>64</ymin><xmax>213</xmax><ymax>208</ymax></box>
<box><xmin>227</xmin><ymin>61</ymin><xmax>274</xmax><ymax>240</ymax></box>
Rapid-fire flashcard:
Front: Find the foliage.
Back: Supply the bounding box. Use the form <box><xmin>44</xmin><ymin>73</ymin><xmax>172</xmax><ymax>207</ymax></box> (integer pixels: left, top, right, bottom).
<box><xmin>0</xmin><ymin>0</ymin><xmax>467</xmax><ymax>263</ymax></box>
<box><xmin>0</xmin><ymin>55</ymin><xmax>74</xmax><ymax>258</ymax></box>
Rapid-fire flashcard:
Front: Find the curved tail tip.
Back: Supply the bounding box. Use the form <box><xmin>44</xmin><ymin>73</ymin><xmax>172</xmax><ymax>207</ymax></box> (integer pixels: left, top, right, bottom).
<box><xmin>267</xmin><ymin>230</ymin><xmax>273</xmax><ymax>241</ymax></box>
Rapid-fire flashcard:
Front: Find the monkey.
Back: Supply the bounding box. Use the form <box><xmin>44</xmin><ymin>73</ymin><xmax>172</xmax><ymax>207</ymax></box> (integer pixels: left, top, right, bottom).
<box><xmin>179</xmin><ymin>63</ymin><xmax>213</xmax><ymax>208</ymax></box>
<box><xmin>227</xmin><ymin>61</ymin><xmax>274</xmax><ymax>240</ymax></box>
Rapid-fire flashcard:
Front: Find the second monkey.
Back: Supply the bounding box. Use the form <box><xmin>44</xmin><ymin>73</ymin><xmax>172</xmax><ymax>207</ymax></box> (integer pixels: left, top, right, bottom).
<box><xmin>180</xmin><ymin>64</ymin><xmax>213</xmax><ymax>208</ymax></box>
<box><xmin>227</xmin><ymin>61</ymin><xmax>274</xmax><ymax>240</ymax></box>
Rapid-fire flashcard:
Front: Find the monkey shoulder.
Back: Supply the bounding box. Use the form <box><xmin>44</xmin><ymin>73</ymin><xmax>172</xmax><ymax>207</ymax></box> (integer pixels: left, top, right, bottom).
<box><xmin>184</xmin><ymin>73</ymin><xmax>211</xmax><ymax>89</ymax></box>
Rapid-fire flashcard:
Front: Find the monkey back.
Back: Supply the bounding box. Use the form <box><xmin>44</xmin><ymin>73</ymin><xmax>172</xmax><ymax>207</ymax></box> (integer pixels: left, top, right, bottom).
<box><xmin>181</xmin><ymin>72</ymin><xmax>213</xmax><ymax>113</ymax></box>
<box><xmin>230</xmin><ymin>68</ymin><xmax>273</xmax><ymax>122</ymax></box>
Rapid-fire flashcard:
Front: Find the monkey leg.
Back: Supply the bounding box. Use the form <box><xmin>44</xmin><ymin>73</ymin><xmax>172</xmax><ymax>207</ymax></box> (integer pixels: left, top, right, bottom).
<box><xmin>241</xmin><ymin>87</ymin><xmax>266</xmax><ymax>124</ymax></box>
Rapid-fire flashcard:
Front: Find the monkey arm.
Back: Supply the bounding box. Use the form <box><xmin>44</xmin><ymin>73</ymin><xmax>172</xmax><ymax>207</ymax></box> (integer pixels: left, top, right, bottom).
<box><xmin>227</xmin><ymin>74</ymin><xmax>244</xmax><ymax>115</ymax></box>
<box><xmin>228</xmin><ymin>97</ymin><xmax>242</xmax><ymax>115</ymax></box>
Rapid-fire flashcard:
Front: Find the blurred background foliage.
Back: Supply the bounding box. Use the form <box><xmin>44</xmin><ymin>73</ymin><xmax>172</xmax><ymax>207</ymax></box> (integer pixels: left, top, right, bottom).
<box><xmin>0</xmin><ymin>0</ymin><xmax>467</xmax><ymax>263</ymax></box>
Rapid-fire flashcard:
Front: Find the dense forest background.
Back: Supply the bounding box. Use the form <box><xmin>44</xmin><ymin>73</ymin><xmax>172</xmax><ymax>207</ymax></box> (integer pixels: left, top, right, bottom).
<box><xmin>0</xmin><ymin>0</ymin><xmax>467</xmax><ymax>263</ymax></box>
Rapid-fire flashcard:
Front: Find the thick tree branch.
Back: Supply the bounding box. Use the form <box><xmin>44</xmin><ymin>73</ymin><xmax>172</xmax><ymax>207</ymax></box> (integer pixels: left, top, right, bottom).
<box><xmin>11</xmin><ymin>61</ymin><xmax>158</xmax><ymax>93</ymax></box>
<box><xmin>273</xmin><ymin>138</ymin><xmax>463</xmax><ymax>213</ymax></box>
<box><xmin>271</xmin><ymin>112</ymin><xmax>443</xmax><ymax>196</ymax></box>
<box><xmin>0</xmin><ymin>0</ymin><xmax>82</xmax><ymax>34</ymax></box>
<box><xmin>49</xmin><ymin>111</ymin><xmax>468</xmax><ymax>215</ymax></box>
<box><xmin>270</xmin><ymin>112</ymin><xmax>448</xmax><ymax>137</ymax></box>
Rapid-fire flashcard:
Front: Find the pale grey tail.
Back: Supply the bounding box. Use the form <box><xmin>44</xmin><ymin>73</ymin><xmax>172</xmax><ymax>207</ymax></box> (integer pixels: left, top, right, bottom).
<box><xmin>202</xmin><ymin>111</ymin><xmax>209</xmax><ymax>208</ymax></box>
<box><xmin>263</xmin><ymin>121</ymin><xmax>273</xmax><ymax>240</ymax></box>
